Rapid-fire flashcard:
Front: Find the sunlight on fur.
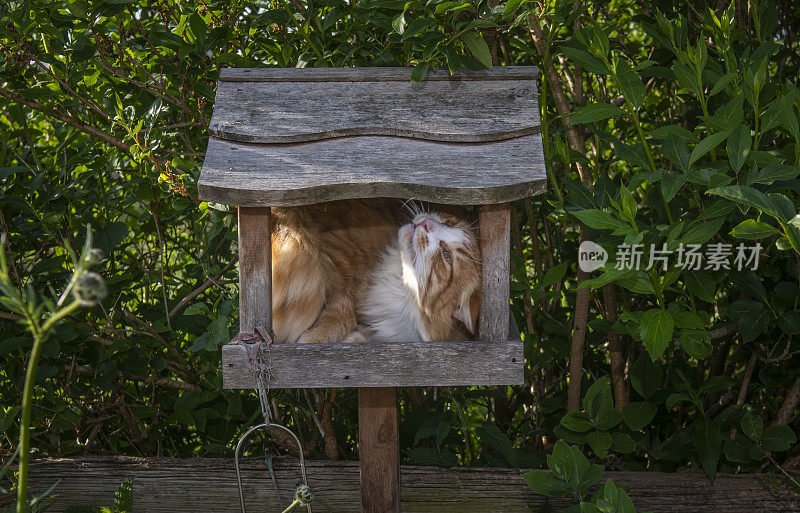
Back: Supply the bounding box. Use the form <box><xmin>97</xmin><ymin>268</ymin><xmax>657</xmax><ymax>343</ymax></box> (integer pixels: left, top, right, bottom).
<box><xmin>269</xmin><ymin>199</ymin><xmax>481</xmax><ymax>343</ymax></box>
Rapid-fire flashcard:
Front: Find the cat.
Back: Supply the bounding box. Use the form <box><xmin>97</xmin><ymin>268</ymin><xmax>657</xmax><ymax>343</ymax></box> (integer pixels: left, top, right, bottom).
<box><xmin>269</xmin><ymin>199</ymin><xmax>481</xmax><ymax>344</ymax></box>
<box><xmin>347</xmin><ymin>208</ymin><xmax>482</xmax><ymax>342</ymax></box>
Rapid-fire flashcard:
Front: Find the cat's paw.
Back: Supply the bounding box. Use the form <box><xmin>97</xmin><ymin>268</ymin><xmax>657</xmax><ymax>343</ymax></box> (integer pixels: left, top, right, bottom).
<box><xmin>296</xmin><ymin>332</ymin><xmax>317</xmax><ymax>344</ymax></box>
<box><xmin>343</xmin><ymin>331</ymin><xmax>369</xmax><ymax>343</ymax></box>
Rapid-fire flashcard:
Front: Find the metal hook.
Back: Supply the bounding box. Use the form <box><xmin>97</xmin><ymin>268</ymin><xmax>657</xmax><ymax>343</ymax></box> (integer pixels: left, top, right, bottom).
<box><xmin>235</xmin><ymin>422</ymin><xmax>313</xmax><ymax>513</ymax></box>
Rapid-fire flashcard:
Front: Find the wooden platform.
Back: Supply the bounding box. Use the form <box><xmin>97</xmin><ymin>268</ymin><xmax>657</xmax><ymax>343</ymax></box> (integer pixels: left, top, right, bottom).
<box><xmin>222</xmin><ymin>339</ymin><xmax>523</xmax><ymax>389</ymax></box>
<box><xmin>8</xmin><ymin>456</ymin><xmax>799</xmax><ymax>513</ymax></box>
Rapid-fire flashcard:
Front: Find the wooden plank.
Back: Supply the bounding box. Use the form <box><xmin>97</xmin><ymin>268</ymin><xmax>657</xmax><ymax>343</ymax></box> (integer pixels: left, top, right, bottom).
<box><xmin>358</xmin><ymin>388</ymin><xmax>400</xmax><ymax>513</ymax></box>
<box><xmin>237</xmin><ymin>207</ymin><xmax>271</xmax><ymax>333</ymax></box>
<box><xmin>218</xmin><ymin>66</ymin><xmax>539</xmax><ymax>82</ymax></box>
<box><xmin>198</xmin><ymin>135</ymin><xmax>547</xmax><ymax>207</ymax></box>
<box><xmin>14</xmin><ymin>457</ymin><xmax>800</xmax><ymax>513</ymax></box>
<box><xmin>222</xmin><ymin>339</ymin><xmax>523</xmax><ymax>389</ymax></box>
<box><xmin>210</xmin><ymin>79</ymin><xmax>540</xmax><ymax>144</ymax></box>
<box><xmin>478</xmin><ymin>204</ymin><xmax>511</xmax><ymax>342</ymax></box>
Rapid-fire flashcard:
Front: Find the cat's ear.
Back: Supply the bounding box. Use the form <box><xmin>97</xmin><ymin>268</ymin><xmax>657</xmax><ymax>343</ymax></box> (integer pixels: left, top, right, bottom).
<box><xmin>453</xmin><ymin>290</ymin><xmax>481</xmax><ymax>334</ymax></box>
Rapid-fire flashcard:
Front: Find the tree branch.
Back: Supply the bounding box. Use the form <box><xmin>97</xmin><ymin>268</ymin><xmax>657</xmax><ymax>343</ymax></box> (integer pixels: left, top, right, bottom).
<box><xmin>0</xmin><ymin>88</ymin><xmax>131</xmax><ymax>153</ymax></box>
<box><xmin>168</xmin><ymin>255</ymin><xmax>238</xmax><ymax>318</ymax></box>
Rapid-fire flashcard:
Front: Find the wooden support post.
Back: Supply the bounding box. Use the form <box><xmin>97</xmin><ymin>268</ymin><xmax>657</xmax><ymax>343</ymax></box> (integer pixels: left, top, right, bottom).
<box><xmin>479</xmin><ymin>203</ymin><xmax>511</xmax><ymax>342</ymax></box>
<box><xmin>358</xmin><ymin>387</ymin><xmax>400</xmax><ymax>513</ymax></box>
<box><xmin>237</xmin><ymin>207</ymin><xmax>272</xmax><ymax>333</ymax></box>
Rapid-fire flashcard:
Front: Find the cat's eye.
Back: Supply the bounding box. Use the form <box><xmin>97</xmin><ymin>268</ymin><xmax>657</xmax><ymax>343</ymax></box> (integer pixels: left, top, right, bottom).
<box><xmin>441</xmin><ymin>244</ymin><xmax>452</xmax><ymax>264</ymax></box>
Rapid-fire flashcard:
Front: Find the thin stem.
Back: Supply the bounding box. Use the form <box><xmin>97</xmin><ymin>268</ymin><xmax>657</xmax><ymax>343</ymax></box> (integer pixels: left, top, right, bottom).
<box><xmin>629</xmin><ymin>106</ymin><xmax>674</xmax><ymax>224</ymax></box>
<box><xmin>17</xmin><ymin>301</ymin><xmax>81</xmax><ymax>513</ymax></box>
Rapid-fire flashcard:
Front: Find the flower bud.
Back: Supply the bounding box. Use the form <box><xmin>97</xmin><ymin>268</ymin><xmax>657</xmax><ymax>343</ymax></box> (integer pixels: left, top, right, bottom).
<box><xmin>295</xmin><ymin>485</ymin><xmax>313</xmax><ymax>504</ymax></box>
<box><xmin>72</xmin><ymin>272</ymin><xmax>107</xmax><ymax>307</ymax></box>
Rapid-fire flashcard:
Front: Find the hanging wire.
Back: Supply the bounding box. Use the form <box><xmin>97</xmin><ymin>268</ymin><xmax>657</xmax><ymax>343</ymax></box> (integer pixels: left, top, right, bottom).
<box><xmin>234</xmin><ymin>331</ymin><xmax>313</xmax><ymax>513</ymax></box>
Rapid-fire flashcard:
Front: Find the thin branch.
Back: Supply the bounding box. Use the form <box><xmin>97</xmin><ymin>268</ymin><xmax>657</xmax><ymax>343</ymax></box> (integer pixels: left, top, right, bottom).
<box><xmin>168</xmin><ymin>255</ymin><xmax>238</xmax><ymax>318</ymax></box>
<box><xmin>0</xmin><ymin>88</ymin><xmax>131</xmax><ymax>153</ymax></box>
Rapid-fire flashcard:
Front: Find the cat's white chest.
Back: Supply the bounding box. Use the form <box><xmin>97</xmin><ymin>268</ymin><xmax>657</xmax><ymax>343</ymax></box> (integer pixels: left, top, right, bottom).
<box><xmin>360</xmin><ymin>244</ymin><xmax>428</xmax><ymax>342</ymax></box>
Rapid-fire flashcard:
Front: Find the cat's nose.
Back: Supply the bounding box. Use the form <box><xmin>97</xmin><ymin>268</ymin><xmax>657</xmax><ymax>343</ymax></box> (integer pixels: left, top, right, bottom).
<box><xmin>417</xmin><ymin>219</ymin><xmax>434</xmax><ymax>232</ymax></box>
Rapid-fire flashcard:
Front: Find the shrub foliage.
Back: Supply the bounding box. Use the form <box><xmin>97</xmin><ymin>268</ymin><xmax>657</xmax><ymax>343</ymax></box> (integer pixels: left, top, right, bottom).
<box><xmin>1</xmin><ymin>0</ymin><xmax>800</xmax><ymax>480</ymax></box>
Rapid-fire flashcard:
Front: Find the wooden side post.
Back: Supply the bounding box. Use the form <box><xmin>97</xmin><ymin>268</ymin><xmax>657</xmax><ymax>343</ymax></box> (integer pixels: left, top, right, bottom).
<box><xmin>479</xmin><ymin>203</ymin><xmax>511</xmax><ymax>342</ymax></box>
<box><xmin>358</xmin><ymin>387</ymin><xmax>400</xmax><ymax>513</ymax></box>
<box><xmin>237</xmin><ymin>207</ymin><xmax>272</xmax><ymax>334</ymax></box>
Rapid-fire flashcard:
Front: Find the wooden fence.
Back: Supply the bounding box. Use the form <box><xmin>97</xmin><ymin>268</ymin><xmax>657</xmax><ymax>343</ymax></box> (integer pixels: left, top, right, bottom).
<box><xmin>2</xmin><ymin>456</ymin><xmax>798</xmax><ymax>512</ymax></box>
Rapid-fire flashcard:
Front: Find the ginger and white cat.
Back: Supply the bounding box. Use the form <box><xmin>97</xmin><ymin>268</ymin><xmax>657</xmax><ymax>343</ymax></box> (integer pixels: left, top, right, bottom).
<box><xmin>269</xmin><ymin>199</ymin><xmax>481</xmax><ymax>344</ymax></box>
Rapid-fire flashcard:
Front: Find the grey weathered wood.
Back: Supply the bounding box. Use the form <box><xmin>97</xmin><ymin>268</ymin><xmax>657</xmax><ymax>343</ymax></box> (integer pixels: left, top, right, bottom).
<box><xmin>478</xmin><ymin>204</ymin><xmax>511</xmax><ymax>342</ymax></box>
<box><xmin>14</xmin><ymin>457</ymin><xmax>800</xmax><ymax>513</ymax></box>
<box><xmin>199</xmin><ymin>135</ymin><xmax>546</xmax><ymax>207</ymax></box>
<box><xmin>237</xmin><ymin>207</ymin><xmax>271</xmax><ymax>333</ymax></box>
<box><xmin>210</xmin><ymin>79</ymin><xmax>540</xmax><ymax>144</ymax></box>
<box><xmin>219</xmin><ymin>66</ymin><xmax>539</xmax><ymax>82</ymax></box>
<box><xmin>222</xmin><ymin>338</ymin><xmax>523</xmax><ymax>389</ymax></box>
<box><xmin>358</xmin><ymin>388</ymin><xmax>400</xmax><ymax>513</ymax></box>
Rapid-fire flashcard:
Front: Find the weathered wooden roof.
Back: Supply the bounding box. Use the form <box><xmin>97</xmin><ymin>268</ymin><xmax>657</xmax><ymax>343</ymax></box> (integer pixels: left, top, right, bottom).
<box><xmin>199</xmin><ymin>66</ymin><xmax>546</xmax><ymax>206</ymax></box>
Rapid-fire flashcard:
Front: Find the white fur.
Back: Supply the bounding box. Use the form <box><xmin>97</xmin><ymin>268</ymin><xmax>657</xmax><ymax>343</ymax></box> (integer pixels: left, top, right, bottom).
<box><xmin>359</xmin><ymin>213</ymin><xmax>469</xmax><ymax>342</ymax></box>
<box><xmin>360</xmin><ymin>241</ymin><xmax>430</xmax><ymax>342</ymax></box>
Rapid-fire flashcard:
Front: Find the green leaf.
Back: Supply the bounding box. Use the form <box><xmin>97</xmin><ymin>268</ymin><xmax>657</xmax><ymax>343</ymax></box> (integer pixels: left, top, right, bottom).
<box><xmin>560</xmin><ymin>46</ymin><xmax>610</xmax><ymax>75</ymax></box>
<box><xmin>621</xmin><ymin>402</ymin><xmax>657</xmax><ymax>431</ymax></box>
<box><xmin>694</xmin><ymin>420</ymin><xmax>721</xmax><ymax>479</ymax></box>
<box><xmin>522</xmin><ymin>470</ymin><xmax>570</xmax><ymax>496</ymax></box>
<box><xmin>615</xmin><ymin>58</ymin><xmax>646</xmax><ymax>108</ymax></box>
<box><xmin>401</xmin><ymin>19</ymin><xmax>434</xmax><ymax>40</ymax></box>
<box><xmin>392</xmin><ymin>12</ymin><xmax>406</xmax><ymax>34</ymax></box>
<box><xmin>561</xmin><ymin>411</ymin><xmax>593</xmax><ymax>432</ymax></box>
<box><xmin>662</xmin><ymin>134</ymin><xmax>690</xmax><ymax>171</ymax></box>
<box><xmin>99</xmin><ymin>221</ymin><xmax>129</xmax><ymax>252</ymax></box>
<box><xmin>684</xmin><ymin>271</ymin><xmax>716</xmax><ymax>303</ymax></box>
<box><xmin>779</xmin><ymin>311</ymin><xmax>800</xmax><ymax>334</ymax></box>
<box><xmin>679</xmin><ymin>216</ymin><xmax>725</xmax><ymax>245</ymax></box>
<box><xmin>727</xmin><ymin>125</ymin><xmax>752</xmax><ymax>173</ymax></box>
<box><xmin>673</xmin><ymin>311</ymin><xmax>705</xmax><ymax>329</ymax></box>
<box><xmin>583</xmin><ymin>378</ymin><xmax>614</xmax><ymax>413</ymax></box>
<box><xmin>640</xmin><ymin>309</ymin><xmax>674</xmax><ymax>360</ymax></box>
<box><xmin>666</xmin><ymin>392</ymin><xmax>690</xmax><ymax>409</ymax></box>
<box><xmin>503</xmin><ymin>0</ymin><xmax>524</xmax><ymax>16</ymax></box>
<box><xmin>619</xmin><ymin>184</ymin><xmax>637</xmax><ymax>223</ymax></box>
<box><xmin>476</xmin><ymin>422</ymin><xmax>517</xmax><ymax>466</ymax></box>
<box><xmin>740</xmin><ymin>412</ymin><xmax>763</xmax><ymax>440</ymax></box>
<box><xmin>688</xmin><ymin>131</ymin><xmax>731</xmax><ymax>168</ymax></box>
<box><xmin>461</xmin><ymin>31</ymin><xmax>492</xmax><ymax>68</ymax></box>
<box><xmin>542</xmin><ymin>262</ymin><xmax>568</xmax><ymax>287</ymax></box>
<box><xmin>72</xmin><ymin>35</ymin><xmax>96</xmax><ymax>62</ymax></box>
<box><xmin>749</xmin><ymin>165</ymin><xmax>800</xmax><ymax>184</ymax></box>
<box><xmin>586</xmin><ymin>431</ymin><xmax>613</xmax><ymax>458</ymax></box>
<box><xmin>569</xmin><ymin>103</ymin><xmax>626</xmax><ymax>125</ymax></box>
<box><xmin>709</xmin><ymin>72</ymin><xmax>737</xmax><ymax>97</ymax></box>
<box><xmin>706</xmin><ymin>185</ymin><xmax>777</xmax><ymax>217</ymax></box>
<box><xmin>411</xmin><ymin>62</ymin><xmax>429</xmax><ymax>82</ymax></box>
<box><xmin>610</xmin><ymin>432</ymin><xmax>636</xmax><ymax>454</ymax></box>
<box><xmin>761</xmin><ymin>425</ymin><xmax>796</xmax><ymax>452</ymax></box>
<box><xmin>680</xmin><ymin>330</ymin><xmax>713</xmax><ymax>359</ymax></box>
<box><xmin>188</xmin><ymin>13</ymin><xmax>207</xmax><ymax>43</ymax></box>
<box><xmin>673</xmin><ymin>62</ymin><xmax>701</xmax><ymax>97</ymax></box>
<box><xmin>570</xmin><ymin>209</ymin><xmax>625</xmax><ymax>230</ymax></box>
<box><xmin>661</xmin><ymin>172</ymin><xmax>687</xmax><ymax>202</ymax></box>
<box><xmin>730</xmin><ymin>219</ymin><xmax>780</xmax><ymax>239</ymax></box>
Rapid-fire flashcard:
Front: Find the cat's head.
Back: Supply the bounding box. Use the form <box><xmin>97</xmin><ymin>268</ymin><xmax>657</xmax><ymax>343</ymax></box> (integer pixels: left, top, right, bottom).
<box><xmin>398</xmin><ymin>210</ymin><xmax>481</xmax><ymax>340</ymax></box>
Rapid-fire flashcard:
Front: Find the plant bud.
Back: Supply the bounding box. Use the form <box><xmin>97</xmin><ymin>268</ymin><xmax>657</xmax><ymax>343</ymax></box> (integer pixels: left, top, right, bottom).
<box><xmin>295</xmin><ymin>485</ymin><xmax>313</xmax><ymax>504</ymax></box>
<box><xmin>72</xmin><ymin>272</ymin><xmax>107</xmax><ymax>306</ymax></box>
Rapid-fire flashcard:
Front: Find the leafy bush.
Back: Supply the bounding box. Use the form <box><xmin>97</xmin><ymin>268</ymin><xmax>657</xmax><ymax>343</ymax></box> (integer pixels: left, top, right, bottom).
<box><xmin>1</xmin><ymin>0</ymin><xmax>799</xmax><ymax>488</ymax></box>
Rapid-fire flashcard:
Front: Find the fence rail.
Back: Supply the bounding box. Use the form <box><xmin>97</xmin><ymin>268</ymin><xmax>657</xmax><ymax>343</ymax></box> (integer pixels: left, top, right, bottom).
<box><xmin>2</xmin><ymin>456</ymin><xmax>798</xmax><ymax>512</ymax></box>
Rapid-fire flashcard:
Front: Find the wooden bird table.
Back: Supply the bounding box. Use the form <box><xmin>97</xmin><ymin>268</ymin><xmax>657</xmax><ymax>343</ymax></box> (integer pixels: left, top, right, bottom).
<box><xmin>198</xmin><ymin>66</ymin><xmax>547</xmax><ymax>513</ymax></box>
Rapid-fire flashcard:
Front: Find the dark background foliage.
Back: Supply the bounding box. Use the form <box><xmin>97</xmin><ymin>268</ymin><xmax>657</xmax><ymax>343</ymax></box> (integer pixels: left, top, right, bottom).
<box><xmin>1</xmin><ymin>0</ymin><xmax>800</xmax><ymax>480</ymax></box>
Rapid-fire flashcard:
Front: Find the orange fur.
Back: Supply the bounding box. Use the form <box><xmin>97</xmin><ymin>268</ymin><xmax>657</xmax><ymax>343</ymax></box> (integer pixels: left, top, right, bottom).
<box><xmin>270</xmin><ymin>199</ymin><xmax>481</xmax><ymax>343</ymax></box>
<box><xmin>270</xmin><ymin>199</ymin><xmax>398</xmax><ymax>343</ymax></box>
